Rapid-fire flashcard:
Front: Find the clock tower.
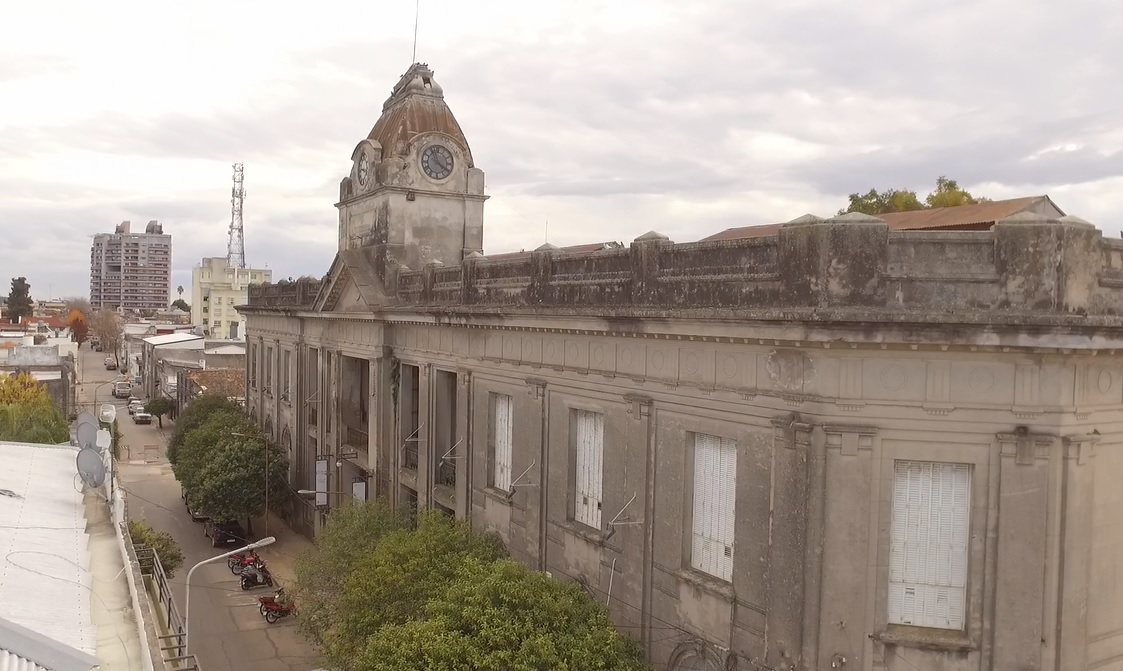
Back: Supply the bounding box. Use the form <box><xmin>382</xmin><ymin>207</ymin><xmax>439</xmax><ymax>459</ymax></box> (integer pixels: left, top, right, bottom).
<box><xmin>338</xmin><ymin>63</ymin><xmax>487</xmax><ymax>274</ymax></box>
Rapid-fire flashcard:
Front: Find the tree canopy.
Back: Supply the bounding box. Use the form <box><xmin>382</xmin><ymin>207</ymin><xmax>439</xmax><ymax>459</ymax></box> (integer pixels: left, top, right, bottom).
<box><xmin>170</xmin><ymin>399</ymin><xmax>288</xmax><ymax>530</ymax></box>
<box><xmin>294</xmin><ymin>500</ymin><xmax>411</xmax><ymax>649</ymax></box>
<box><xmin>0</xmin><ymin>372</ymin><xmax>53</xmax><ymax>405</ymax></box>
<box><xmin>0</xmin><ymin>375</ymin><xmax>69</xmax><ymax>444</ymax></box>
<box><xmin>128</xmin><ymin>519</ymin><xmax>184</xmax><ymax>578</ymax></box>
<box><xmin>66</xmin><ymin>309</ymin><xmax>89</xmax><ymax>345</ymax></box>
<box><xmin>171</xmin><ymin>298</ymin><xmax>190</xmax><ymax>312</ymax></box>
<box><xmin>90</xmin><ymin>310</ymin><xmax>124</xmax><ymax>362</ymax></box>
<box><xmin>295</xmin><ymin>506</ymin><xmax>650</xmax><ymax>671</ymax></box>
<box><xmin>839</xmin><ymin>176</ymin><xmax>990</xmax><ymax>216</ymax></box>
<box><xmin>356</xmin><ymin>559</ymin><xmax>649</xmax><ymax>671</ymax></box>
<box><xmin>143</xmin><ymin>396</ymin><xmax>175</xmax><ymax>427</ymax></box>
<box><xmin>5</xmin><ymin>277</ymin><xmax>32</xmax><ymax>323</ymax></box>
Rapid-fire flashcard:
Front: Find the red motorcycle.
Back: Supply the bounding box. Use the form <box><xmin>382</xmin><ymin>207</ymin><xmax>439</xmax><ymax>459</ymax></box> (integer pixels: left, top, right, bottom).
<box><xmin>227</xmin><ymin>549</ymin><xmax>262</xmax><ymax>574</ymax></box>
<box><xmin>259</xmin><ymin>588</ymin><xmax>295</xmax><ymax>623</ymax></box>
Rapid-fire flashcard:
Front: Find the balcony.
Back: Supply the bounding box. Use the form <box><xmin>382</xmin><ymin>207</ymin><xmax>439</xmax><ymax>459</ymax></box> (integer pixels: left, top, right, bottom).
<box><xmin>402</xmin><ymin>441</ymin><xmax>419</xmax><ymax>470</ymax></box>
<box><xmin>344</xmin><ymin>425</ymin><xmax>368</xmax><ymax>449</ymax></box>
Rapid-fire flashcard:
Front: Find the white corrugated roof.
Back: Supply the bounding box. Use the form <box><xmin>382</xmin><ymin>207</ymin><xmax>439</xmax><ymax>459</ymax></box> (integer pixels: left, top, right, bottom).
<box><xmin>204</xmin><ymin>345</ymin><xmax>245</xmax><ymax>355</ymax></box>
<box><xmin>142</xmin><ymin>332</ymin><xmax>201</xmax><ymax>346</ymax></box>
<box><xmin>0</xmin><ymin>442</ymin><xmax>97</xmax><ymax>658</ymax></box>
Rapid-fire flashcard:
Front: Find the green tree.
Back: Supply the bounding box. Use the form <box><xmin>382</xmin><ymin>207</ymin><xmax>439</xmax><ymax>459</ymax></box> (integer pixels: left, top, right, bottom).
<box><xmin>167</xmin><ymin>394</ymin><xmax>243</xmax><ymax>464</ymax></box>
<box><xmin>5</xmin><ymin>277</ymin><xmax>33</xmax><ymax>323</ymax></box>
<box><xmin>171</xmin><ymin>298</ymin><xmax>190</xmax><ymax>312</ymax></box>
<box><xmin>325</xmin><ymin>512</ymin><xmax>507</xmax><ymax>665</ymax></box>
<box><xmin>192</xmin><ymin>431</ymin><xmax>289</xmax><ymax>533</ymax></box>
<box><xmin>293</xmin><ymin>500</ymin><xmax>410</xmax><ymax>648</ymax></box>
<box><xmin>0</xmin><ymin>398</ymin><xmax>70</xmax><ymax>444</ymax></box>
<box><xmin>143</xmin><ymin>396</ymin><xmax>175</xmax><ymax>428</ymax></box>
<box><xmin>356</xmin><ymin>558</ymin><xmax>650</xmax><ymax>671</ymax></box>
<box><xmin>127</xmin><ymin>519</ymin><xmax>185</xmax><ymax>578</ymax></box>
<box><xmin>171</xmin><ymin>408</ymin><xmax>246</xmax><ymax>490</ymax></box>
<box><xmin>839</xmin><ymin>175</ymin><xmax>990</xmax><ymax>216</ymax></box>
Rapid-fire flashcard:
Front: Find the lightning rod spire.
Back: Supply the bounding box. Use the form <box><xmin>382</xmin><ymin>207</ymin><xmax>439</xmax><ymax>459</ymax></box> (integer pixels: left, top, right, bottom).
<box><xmin>412</xmin><ymin>0</ymin><xmax>420</xmax><ymax>63</ymax></box>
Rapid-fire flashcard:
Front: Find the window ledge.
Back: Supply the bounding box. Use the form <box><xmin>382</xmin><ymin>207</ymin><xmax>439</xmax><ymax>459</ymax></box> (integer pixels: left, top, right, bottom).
<box><xmin>483</xmin><ymin>487</ymin><xmax>513</xmax><ymax>507</ymax></box>
<box><xmin>675</xmin><ymin>568</ymin><xmax>734</xmax><ymax>600</ymax></box>
<box><xmin>873</xmin><ymin>626</ymin><xmax>976</xmax><ymax>653</ymax></box>
<box><xmin>559</xmin><ymin>520</ymin><xmax>607</xmax><ymax>546</ymax></box>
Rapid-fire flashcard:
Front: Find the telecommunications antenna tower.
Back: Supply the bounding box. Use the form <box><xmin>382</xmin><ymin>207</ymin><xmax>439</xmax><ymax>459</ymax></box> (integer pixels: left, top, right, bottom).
<box><xmin>228</xmin><ymin>162</ymin><xmax>246</xmax><ymax>269</ymax></box>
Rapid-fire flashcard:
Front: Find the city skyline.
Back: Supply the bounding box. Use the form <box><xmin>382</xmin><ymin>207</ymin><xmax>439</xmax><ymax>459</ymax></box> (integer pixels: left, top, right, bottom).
<box><xmin>3</xmin><ymin>0</ymin><xmax>1123</xmax><ymax>297</ymax></box>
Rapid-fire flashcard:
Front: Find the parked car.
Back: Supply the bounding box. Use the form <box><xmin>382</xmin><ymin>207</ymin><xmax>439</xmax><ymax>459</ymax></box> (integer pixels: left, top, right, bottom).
<box><xmin>182</xmin><ymin>489</ymin><xmax>209</xmax><ymax>523</ymax></box>
<box><xmin>127</xmin><ymin>401</ymin><xmax>144</xmax><ymax>415</ymax></box>
<box><xmin>133</xmin><ymin>411</ymin><xmax>152</xmax><ymax>425</ymax></box>
<box><xmin>204</xmin><ymin>519</ymin><xmax>248</xmax><ymax>547</ymax></box>
<box><xmin>104</xmin><ymin>358</ymin><xmax>117</xmax><ymax>370</ymax></box>
<box><xmin>112</xmin><ymin>381</ymin><xmax>132</xmax><ymax>399</ymax></box>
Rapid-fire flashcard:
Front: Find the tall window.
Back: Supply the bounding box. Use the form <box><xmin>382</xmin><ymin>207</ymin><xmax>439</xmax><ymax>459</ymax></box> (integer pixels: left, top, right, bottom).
<box><xmin>691</xmin><ymin>433</ymin><xmax>737</xmax><ymax>582</ymax></box>
<box><xmin>888</xmin><ymin>461</ymin><xmax>971</xmax><ymax>630</ymax></box>
<box><xmin>574</xmin><ymin>410</ymin><xmax>604</xmax><ymax>529</ymax></box>
<box><xmin>265</xmin><ymin>346</ymin><xmax>274</xmax><ymax>388</ymax></box>
<box><xmin>492</xmin><ymin>394</ymin><xmax>513</xmax><ymax>491</ymax></box>
<box><xmin>281</xmin><ymin>350</ymin><xmax>292</xmax><ymax>401</ymax></box>
<box><xmin>249</xmin><ymin>343</ymin><xmax>258</xmax><ymax>388</ymax></box>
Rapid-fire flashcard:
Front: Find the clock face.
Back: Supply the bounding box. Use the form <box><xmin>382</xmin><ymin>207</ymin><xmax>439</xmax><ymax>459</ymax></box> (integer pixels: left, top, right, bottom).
<box><xmin>357</xmin><ymin>154</ymin><xmax>370</xmax><ymax>185</ymax></box>
<box><xmin>421</xmin><ymin>144</ymin><xmax>454</xmax><ymax>180</ymax></box>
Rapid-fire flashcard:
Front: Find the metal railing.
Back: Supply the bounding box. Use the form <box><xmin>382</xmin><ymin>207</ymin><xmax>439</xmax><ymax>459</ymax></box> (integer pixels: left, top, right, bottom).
<box><xmin>345</xmin><ymin>425</ymin><xmax>368</xmax><ymax>448</ymax></box>
<box><xmin>402</xmin><ymin>439</ymin><xmax>419</xmax><ymax>470</ymax></box>
<box><xmin>436</xmin><ymin>457</ymin><xmax>456</xmax><ymax>488</ymax></box>
<box><xmin>133</xmin><ymin>546</ymin><xmax>199</xmax><ymax>671</ymax></box>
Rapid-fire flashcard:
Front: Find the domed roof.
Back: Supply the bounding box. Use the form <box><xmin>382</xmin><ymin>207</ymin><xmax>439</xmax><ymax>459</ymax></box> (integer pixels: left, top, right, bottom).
<box><xmin>367</xmin><ymin>63</ymin><xmax>473</xmax><ymax>165</ymax></box>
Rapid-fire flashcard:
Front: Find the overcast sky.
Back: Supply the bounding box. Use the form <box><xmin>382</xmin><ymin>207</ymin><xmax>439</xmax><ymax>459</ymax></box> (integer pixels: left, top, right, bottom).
<box><xmin>3</xmin><ymin>0</ymin><xmax>1123</xmax><ymax>300</ymax></box>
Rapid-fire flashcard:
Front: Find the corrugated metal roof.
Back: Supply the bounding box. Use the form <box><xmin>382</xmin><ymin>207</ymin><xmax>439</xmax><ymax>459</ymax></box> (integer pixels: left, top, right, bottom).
<box><xmin>142</xmin><ymin>332</ymin><xmax>201</xmax><ymax>346</ymax></box>
<box><xmin>698</xmin><ymin>195</ymin><xmax>1065</xmax><ymax>242</ymax></box>
<box><xmin>0</xmin><ymin>442</ymin><xmax>98</xmax><ymax>663</ymax></box>
<box><xmin>0</xmin><ymin>616</ymin><xmax>98</xmax><ymax>671</ymax></box>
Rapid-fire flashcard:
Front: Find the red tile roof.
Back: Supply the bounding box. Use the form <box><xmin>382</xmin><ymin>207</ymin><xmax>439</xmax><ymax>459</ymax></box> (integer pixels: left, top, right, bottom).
<box><xmin>698</xmin><ymin>195</ymin><xmax>1065</xmax><ymax>242</ymax></box>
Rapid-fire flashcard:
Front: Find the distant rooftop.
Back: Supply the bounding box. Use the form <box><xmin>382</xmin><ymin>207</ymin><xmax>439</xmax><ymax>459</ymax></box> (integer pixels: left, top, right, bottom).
<box><xmin>699</xmin><ymin>195</ymin><xmax>1065</xmax><ymax>242</ymax></box>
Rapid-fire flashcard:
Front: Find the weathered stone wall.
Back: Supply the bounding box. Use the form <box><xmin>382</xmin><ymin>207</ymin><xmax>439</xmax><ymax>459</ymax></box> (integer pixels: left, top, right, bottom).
<box><xmin>248</xmin><ymin>213</ymin><xmax>1123</xmax><ymax>328</ymax></box>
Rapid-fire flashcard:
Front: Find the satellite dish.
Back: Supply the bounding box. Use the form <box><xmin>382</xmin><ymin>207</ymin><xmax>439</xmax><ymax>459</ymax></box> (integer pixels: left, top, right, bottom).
<box><xmin>76</xmin><ymin>412</ymin><xmax>97</xmax><ymax>429</ymax></box>
<box><xmin>76</xmin><ymin>447</ymin><xmax>107</xmax><ymax>489</ymax></box>
<box><xmin>76</xmin><ymin>422</ymin><xmax>98</xmax><ymax>450</ymax></box>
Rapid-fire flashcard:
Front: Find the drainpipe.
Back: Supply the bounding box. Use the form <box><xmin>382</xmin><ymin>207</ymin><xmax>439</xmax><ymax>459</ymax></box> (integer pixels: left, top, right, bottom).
<box><xmin>800</xmin><ymin>424</ymin><xmax>827</xmax><ymax>669</ymax></box>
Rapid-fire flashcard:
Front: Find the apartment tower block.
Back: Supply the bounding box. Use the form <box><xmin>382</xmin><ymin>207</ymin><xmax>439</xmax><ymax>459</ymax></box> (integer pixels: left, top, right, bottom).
<box><xmin>89</xmin><ymin>220</ymin><xmax>172</xmax><ymax>311</ymax></box>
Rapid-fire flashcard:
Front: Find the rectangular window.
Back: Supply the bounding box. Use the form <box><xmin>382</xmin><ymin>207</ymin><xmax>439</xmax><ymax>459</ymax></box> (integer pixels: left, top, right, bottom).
<box><xmin>492</xmin><ymin>394</ymin><xmax>513</xmax><ymax>491</ymax></box>
<box><xmin>691</xmin><ymin>433</ymin><xmax>737</xmax><ymax>582</ymax></box>
<box><xmin>249</xmin><ymin>343</ymin><xmax>258</xmax><ymax>387</ymax></box>
<box><xmin>281</xmin><ymin>350</ymin><xmax>292</xmax><ymax>401</ymax></box>
<box><xmin>265</xmin><ymin>346</ymin><xmax>274</xmax><ymax>388</ymax></box>
<box><xmin>888</xmin><ymin>460</ymin><xmax>971</xmax><ymax>630</ymax></box>
<box><xmin>573</xmin><ymin>410</ymin><xmax>604</xmax><ymax>529</ymax></box>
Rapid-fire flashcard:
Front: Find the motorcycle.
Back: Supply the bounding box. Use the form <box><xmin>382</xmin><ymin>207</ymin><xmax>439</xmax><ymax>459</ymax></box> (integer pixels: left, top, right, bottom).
<box><xmin>239</xmin><ymin>561</ymin><xmax>275</xmax><ymax>591</ymax></box>
<box><xmin>259</xmin><ymin>588</ymin><xmax>296</xmax><ymax>624</ymax></box>
<box><xmin>228</xmin><ymin>549</ymin><xmax>262</xmax><ymax>574</ymax></box>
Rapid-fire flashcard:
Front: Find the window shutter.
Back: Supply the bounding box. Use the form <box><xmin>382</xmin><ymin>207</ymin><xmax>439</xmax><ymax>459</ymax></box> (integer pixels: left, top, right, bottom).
<box><xmin>574</xmin><ymin>410</ymin><xmax>603</xmax><ymax>528</ymax></box>
<box><xmin>888</xmin><ymin>460</ymin><xmax>971</xmax><ymax>630</ymax></box>
<box><xmin>493</xmin><ymin>394</ymin><xmax>513</xmax><ymax>491</ymax></box>
<box><xmin>691</xmin><ymin>433</ymin><xmax>736</xmax><ymax>581</ymax></box>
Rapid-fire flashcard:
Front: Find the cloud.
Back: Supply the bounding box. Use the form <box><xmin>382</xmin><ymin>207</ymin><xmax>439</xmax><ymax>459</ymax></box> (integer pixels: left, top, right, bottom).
<box><xmin>3</xmin><ymin>0</ymin><xmax>1123</xmax><ymax>298</ymax></box>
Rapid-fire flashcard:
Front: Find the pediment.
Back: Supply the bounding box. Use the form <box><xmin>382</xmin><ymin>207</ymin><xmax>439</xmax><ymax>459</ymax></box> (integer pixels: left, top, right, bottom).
<box><xmin>313</xmin><ymin>251</ymin><xmax>387</xmax><ymax>313</ymax></box>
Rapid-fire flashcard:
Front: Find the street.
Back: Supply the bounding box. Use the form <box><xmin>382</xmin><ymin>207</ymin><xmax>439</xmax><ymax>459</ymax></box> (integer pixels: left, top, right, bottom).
<box><xmin>75</xmin><ymin>346</ymin><xmax>324</xmax><ymax>671</ymax></box>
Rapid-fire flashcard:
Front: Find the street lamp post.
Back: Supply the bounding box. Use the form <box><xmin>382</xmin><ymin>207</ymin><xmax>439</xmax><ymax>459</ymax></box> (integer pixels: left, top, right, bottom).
<box><xmin>184</xmin><ymin>535</ymin><xmax>276</xmax><ymax>655</ymax></box>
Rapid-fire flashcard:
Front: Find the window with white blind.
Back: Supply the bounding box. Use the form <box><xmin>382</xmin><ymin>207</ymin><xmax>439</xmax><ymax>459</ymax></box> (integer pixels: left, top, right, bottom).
<box><xmin>691</xmin><ymin>433</ymin><xmax>737</xmax><ymax>581</ymax></box>
<box><xmin>573</xmin><ymin>410</ymin><xmax>604</xmax><ymax>529</ymax></box>
<box><xmin>888</xmin><ymin>460</ymin><xmax>972</xmax><ymax>630</ymax></box>
<box><xmin>492</xmin><ymin>394</ymin><xmax>513</xmax><ymax>491</ymax></box>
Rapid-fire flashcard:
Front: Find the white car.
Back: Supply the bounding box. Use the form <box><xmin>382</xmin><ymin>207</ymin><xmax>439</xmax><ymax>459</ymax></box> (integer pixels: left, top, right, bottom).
<box><xmin>133</xmin><ymin>411</ymin><xmax>153</xmax><ymax>425</ymax></box>
<box><xmin>128</xmin><ymin>401</ymin><xmax>145</xmax><ymax>415</ymax></box>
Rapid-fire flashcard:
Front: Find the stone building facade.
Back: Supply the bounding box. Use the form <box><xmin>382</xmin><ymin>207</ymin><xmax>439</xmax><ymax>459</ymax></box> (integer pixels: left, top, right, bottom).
<box><xmin>241</xmin><ymin>63</ymin><xmax>1123</xmax><ymax>671</ymax></box>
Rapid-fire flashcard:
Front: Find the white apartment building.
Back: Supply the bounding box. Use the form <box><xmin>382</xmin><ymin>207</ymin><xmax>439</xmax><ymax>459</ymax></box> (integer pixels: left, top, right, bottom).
<box><xmin>191</xmin><ymin>257</ymin><xmax>271</xmax><ymax>339</ymax></box>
